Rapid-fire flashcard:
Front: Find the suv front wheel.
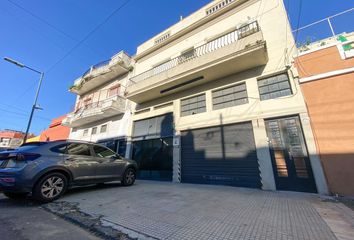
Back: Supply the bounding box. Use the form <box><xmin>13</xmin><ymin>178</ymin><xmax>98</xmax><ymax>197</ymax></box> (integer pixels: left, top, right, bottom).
<box><xmin>33</xmin><ymin>172</ymin><xmax>68</xmax><ymax>203</ymax></box>
<box><xmin>122</xmin><ymin>168</ymin><xmax>136</xmax><ymax>186</ymax></box>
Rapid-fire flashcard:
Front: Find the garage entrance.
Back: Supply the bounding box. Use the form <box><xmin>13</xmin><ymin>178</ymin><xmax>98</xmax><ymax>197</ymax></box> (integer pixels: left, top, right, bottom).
<box><xmin>132</xmin><ymin>113</ymin><xmax>173</xmax><ymax>181</ymax></box>
<box><xmin>181</xmin><ymin>121</ymin><xmax>261</xmax><ymax>188</ymax></box>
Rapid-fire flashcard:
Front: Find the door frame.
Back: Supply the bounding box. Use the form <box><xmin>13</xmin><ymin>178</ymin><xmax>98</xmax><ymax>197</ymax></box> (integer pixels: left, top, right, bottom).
<box><xmin>265</xmin><ymin>115</ymin><xmax>317</xmax><ymax>193</ymax></box>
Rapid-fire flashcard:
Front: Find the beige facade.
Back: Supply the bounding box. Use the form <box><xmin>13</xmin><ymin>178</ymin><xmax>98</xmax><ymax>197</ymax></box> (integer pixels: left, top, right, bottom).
<box><xmin>63</xmin><ymin>51</ymin><xmax>133</xmax><ymax>156</ymax></box>
<box><xmin>126</xmin><ymin>0</ymin><xmax>328</xmax><ymax>194</ymax></box>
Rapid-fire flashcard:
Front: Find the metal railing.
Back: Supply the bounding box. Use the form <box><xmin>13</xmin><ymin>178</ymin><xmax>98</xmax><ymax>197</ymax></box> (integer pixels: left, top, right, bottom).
<box><xmin>130</xmin><ymin>21</ymin><xmax>260</xmax><ymax>84</ymax></box>
<box><xmin>73</xmin><ymin>94</ymin><xmax>125</xmax><ymax>116</ymax></box>
<box><xmin>293</xmin><ymin>8</ymin><xmax>354</xmax><ymax>46</ymax></box>
<box><xmin>81</xmin><ymin>59</ymin><xmax>111</xmax><ymax>78</ymax></box>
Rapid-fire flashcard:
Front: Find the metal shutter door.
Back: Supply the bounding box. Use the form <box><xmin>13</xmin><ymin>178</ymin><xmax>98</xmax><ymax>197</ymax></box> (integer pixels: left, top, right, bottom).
<box><xmin>181</xmin><ymin>122</ymin><xmax>261</xmax><ymax>188</ymax></box>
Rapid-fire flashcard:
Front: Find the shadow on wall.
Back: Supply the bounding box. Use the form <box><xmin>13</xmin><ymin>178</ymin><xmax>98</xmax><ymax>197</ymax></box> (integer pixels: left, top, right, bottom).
<box><xmin>319</xmin><ymin>154</ymin><xmax>354</xmax><ymax>197</ymax></box>
<box><xmin>180</xmin><ymin>117</ymin><xmax>262</xmax><ymax>189</ymax></box>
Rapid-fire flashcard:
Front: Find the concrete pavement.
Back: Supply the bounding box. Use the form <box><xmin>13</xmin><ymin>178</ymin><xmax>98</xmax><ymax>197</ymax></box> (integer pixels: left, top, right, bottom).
<box><xmin>0</xmin><ymin>194</ymin><xmax>101</xmax><ymax>240</ymax></box>
<box><xmin>46</xmin><ymin>180</ymin><xmax>354</xmax><ymax>240</ymax></box>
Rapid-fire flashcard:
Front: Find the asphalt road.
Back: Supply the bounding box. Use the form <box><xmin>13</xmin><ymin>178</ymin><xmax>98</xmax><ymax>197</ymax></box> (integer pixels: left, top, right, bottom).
<box><xmin>0</xmin><ymin>193</ymin><xmax>101</xmax><ymax>240</ymax></box>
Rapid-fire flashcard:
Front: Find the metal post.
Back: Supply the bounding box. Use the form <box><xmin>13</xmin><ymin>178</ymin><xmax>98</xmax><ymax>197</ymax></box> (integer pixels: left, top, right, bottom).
<box><xmin>23</xmin><ymin>72</ymin><xmax>44</xmax><ymax>143</ymax></box>
<box><xmin>327</xmin><ymin>18</ymin><xmax>335</xmax><ymax>37</ymax></box>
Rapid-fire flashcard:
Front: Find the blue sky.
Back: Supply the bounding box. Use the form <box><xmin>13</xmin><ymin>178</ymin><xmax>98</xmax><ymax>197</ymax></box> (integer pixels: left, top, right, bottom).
<box><xmin>0</xmin><ymin>0</ymin><xmax>353</xmax><ymax>135</ymax></box>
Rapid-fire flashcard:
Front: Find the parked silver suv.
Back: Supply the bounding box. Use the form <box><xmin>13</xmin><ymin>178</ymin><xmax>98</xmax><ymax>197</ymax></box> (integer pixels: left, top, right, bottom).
<box><xmin>0</xmin><ymin>140</ymin><xmax>137</xmax><ymax>202</ymax></box>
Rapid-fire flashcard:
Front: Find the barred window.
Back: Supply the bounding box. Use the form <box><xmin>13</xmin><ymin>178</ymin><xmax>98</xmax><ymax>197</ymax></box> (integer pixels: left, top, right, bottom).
<box><xmin>212</xmin><ymin>83</ymin><xmax>248</xmax><ymax>110</ymax></box>
<box><xmin>181</xmin><ymin>94</ymin><xmax>206</xmax><ymax>116</ymax></box>
<box><xmin>258</xmin><ymin>73</ymin><xmax>292</xmax><ymax>100</ymax></box>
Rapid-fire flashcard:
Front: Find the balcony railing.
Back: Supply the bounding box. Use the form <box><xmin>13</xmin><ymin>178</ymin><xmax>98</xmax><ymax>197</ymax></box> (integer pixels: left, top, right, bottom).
<box><xmin>70</xmin><ymin>51</ymin><xmax>132</xmax><ymax>94</ymax></box>
<box><xmin>81</xmin><ymin>59</ymin><xmax>111</xmax><ymax>78</ymax></box>
<box><xmin>73</xmin><ymin>94</ymin><xmax>125</xmax><ymax>116</ymax></box>
<box><xmin>130</xmin><ymin>21</ymin><xmax>260</xmax><ymax>84</ymax></box>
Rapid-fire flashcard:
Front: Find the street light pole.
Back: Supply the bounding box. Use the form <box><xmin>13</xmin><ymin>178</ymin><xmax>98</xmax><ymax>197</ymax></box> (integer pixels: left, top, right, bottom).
<box><xmin>4</xmin><ymin>57</ymin><xmax>44</xmax><ymax>143</ymax></box>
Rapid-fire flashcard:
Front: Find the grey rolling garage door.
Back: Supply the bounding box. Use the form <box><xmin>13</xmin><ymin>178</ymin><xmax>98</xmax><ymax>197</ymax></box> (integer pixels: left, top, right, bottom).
<box><xmin>181</xmin><ymin>122</ymin><xmax>261</xmax><ymax>188</ymax></box>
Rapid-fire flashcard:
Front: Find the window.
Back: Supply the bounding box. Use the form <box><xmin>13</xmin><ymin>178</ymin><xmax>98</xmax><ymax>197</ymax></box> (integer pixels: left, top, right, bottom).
<box><xmin>258</xmin><ymin>73</ymin><xmax>292</xmax><ymax>100</ymax></box>
<box><xmin>178</xmin><ymin>48</ymin><xmax>196</xmax><ymax>63</ymax></box>
<box><xmin>93</xmin><ymin>145</ymin><xmax>116</xmax><ymax>158</ymax></box>
<box><xmin>50</xmin><ymin>144</ymin><xmax>67</xmax><ymax>154</ymax></box>
<box><xmin>72</xmin><ymin>127</ymin><xmax>77</xmax><ymax>133</ymax></box>
<box><xmin>92</xmin><ymin>127</ymin><xmax>97</xmax><ymax>135</ymax></box>
<box><xmin>181</xmin><ymin>94</ymin><xmax>206</xmax><ymax>116</ymax></box>
<box><xmin>212</xmin><ymin>83</ymin><xmax>248</xmax><ymax>110</ymax></box>
<box><xmin>83</xmin><ymin>129</ymin><xmax>89</xmax><ymax>136</ymax></box>
<box><xmin>67</xmin><ymin>143</ymin><xmax>91</xmax><ymax>156</ymax></box>
<box><xmin>100</xmin><ymin>124</ymin><xmax>107</xmax><ymax>133</ymax></box>
<box><xmin>108</xmin><ymin>85</ymin><xmax>120</xmax><ymax>97</ymax></box>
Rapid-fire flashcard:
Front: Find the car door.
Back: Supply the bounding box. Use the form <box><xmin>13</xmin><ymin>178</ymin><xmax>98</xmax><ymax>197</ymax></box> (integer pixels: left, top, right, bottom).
<box><xmin>63</xmin><ymin>143</ymin><xmax>99</xmax><ymax>182</ymax></box>
<box><xmin>92</xmin><ymin>144</ymin><xmax>126</xmax><ymax>179</ymax></box>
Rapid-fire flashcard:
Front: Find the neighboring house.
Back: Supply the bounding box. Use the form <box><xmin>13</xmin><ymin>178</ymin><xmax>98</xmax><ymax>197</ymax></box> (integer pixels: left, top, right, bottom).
<box><xmin>0</xmin><ymin>129</ymin><xmax>33</xmax><ymax>148</ymax></box>
<box><xmin>62</xmin><ymin>51</ymin><xmax>133</xmax><ymax>157</ymax></box>
<box><xmin>26</xmin><ymin>135</ymin><xmax>40</xmax><ymax>143</ymax></box>
<box><xmin>124</xmin><ymin>0</ymin><xmax>328</xmax><ymax>194</ymax></box>
<box><xmin>295</xmin><ymin>32</ymin><xmax>354</xmax><ymax>196</ymax></box>
<box><xmin>39</xmin><ymin>115</ymin><xmax>70</xmax><ymax>141</ymax></box>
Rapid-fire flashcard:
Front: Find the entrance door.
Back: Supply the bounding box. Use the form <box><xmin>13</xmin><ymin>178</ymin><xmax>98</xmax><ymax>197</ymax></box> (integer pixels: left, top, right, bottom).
<box><xmin>132</xmin><ymin>138</ymin><xmax>173</xmax><ymax>181</ymax></box>
<box><xmin>265</xmin><ymin>116</ymin><xmax>317</xmax><ymax>193</ymax></box>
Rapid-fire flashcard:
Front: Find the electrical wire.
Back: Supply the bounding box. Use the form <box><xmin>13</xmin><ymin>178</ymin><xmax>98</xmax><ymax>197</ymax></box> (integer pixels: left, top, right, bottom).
<box><xmin>6</xmin><ymin>0</ymin><xmax>77</xmax><ymax>42</ymax></box>
<box><xmin>45</xmin><ymin>0</ymin><xmax>132</xmax><ymax>74</ymax></box>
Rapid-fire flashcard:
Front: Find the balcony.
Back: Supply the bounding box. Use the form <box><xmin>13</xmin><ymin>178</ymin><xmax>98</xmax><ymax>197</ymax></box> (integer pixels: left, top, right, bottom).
<box><xmin>127</xmin><ymin>21</ymin><xmax>268</xmax><ymax>103</ymax></box>
<box><xmin>62</xmin><ymin>95</ymin><xmax>126</xmax><ymax>127</ymax></box>
<box><xmin>70</xmin><ymin>51</ymin><xmax>132</xmax><ymax>95</ymax></box>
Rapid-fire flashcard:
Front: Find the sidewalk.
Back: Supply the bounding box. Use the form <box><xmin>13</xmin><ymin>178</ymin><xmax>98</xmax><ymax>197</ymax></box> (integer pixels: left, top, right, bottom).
<box><xmin>46</xmin><ymin>181</ymin><xmax>354</xmax><ymax>240</ymax></box>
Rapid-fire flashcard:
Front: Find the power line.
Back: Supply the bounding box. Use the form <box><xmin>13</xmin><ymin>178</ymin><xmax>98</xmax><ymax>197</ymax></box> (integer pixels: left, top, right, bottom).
<box><xmin>293</xmin><ymin>0</ymin><xmax>303</xmax><ymax>44</ymax></box>
<box><xmin>6</xmin><ymin>0</ymin><xmax>77</xmax><ymax>42</ymax></box>
<box><xmin>46</xmin><ymin>0</ymin><xmax>132</xmax><ymax>74</ymax></box>
<box><xmin>0</xmin><ymin>107</ymin><xmax>51</xmax><ymax>121</ymax></box>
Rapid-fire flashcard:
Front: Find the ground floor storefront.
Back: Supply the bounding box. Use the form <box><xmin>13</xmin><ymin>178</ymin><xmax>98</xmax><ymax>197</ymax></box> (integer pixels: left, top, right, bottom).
<box><xmin>129</xmin><ymin>112</ymin><xmax>326</xmax><ymax>194</ymax></box>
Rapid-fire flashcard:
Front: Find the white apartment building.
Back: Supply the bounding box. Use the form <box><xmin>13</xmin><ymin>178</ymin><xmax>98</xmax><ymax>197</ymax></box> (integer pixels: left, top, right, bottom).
<box><xmin>125</xmin><ymin>0</ymin><xmax>328</xmax><ymax>194</ymax></box>
<box><xmin>63</xmin><ymin>51</ymin><xmax>133</xmax><ymax>157</ymax></box>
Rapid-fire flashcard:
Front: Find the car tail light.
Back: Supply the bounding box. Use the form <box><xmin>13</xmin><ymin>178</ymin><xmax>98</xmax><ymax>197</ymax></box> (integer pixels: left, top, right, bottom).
<box><xmin>0</xmin><ymin>153</ymin><xmax>40</xmax><ymax>169</ymax></box>
<box><xmin>15</xmin><ymin>153</ymin><xmax>41</xmax><ymax>161</ymax></box>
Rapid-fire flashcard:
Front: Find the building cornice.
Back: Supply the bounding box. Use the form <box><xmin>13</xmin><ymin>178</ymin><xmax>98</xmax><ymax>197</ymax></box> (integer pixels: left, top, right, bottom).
<box><xmin>134</xmin><ymin>0</ymin><xmax>253</xmax><ymax>61</ymax></box>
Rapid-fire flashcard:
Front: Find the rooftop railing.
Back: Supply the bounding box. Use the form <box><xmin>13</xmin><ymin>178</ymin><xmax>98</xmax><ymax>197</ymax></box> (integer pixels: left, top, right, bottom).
<box><xmin>130</xmin><ymin>21</ymin><xmax>260</xmax><ymax>84</ymax></box>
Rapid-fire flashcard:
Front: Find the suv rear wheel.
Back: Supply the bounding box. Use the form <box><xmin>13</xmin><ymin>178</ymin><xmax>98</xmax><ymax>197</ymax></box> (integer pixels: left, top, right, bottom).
<box><xmin>122</xmin><ymin>168</ymin><xmax>136</xmax><ymax>186</ymax></box>
<box><xmin>33</xmin><ymin>172</ymin><xmax>68</xmax><ymax>203</ymax></box>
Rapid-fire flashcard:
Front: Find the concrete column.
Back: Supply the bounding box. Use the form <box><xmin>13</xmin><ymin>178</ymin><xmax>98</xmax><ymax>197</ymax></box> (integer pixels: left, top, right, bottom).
<box><xmin>172</xmin><ymin>135</ymin><xmax>181</xmax><ymax>183</ymax></box>
<box><xmin>125</xmin><ymin>140</ymin><xmax>133</xmax><ymax>159</ymax></box>
<box><xmin>299</xmin><ymin>113</ymin><xmax>329</xmax><ymax>195</ymax></box>
<box><xmin>252</xmin><ymin>119</ymin><xmax>276</xmax><ymax>191</ymax></box>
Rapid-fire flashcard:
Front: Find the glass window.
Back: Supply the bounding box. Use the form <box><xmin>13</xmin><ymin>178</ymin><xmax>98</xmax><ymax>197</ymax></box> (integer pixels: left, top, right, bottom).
<box><xmin>108</xmin><ymin>86</ymin><xmax>120</xmax><ymax>97</ymax></box>
<box><xmin>212</xmin><ymin>83</ymin><xmax>248</xmax><ymax>110</ymax></box>
<box><xmin>83</xmin><ymin>129</ymin><xmax>88</xmax><ymax>136</ymax></box>
<box><xmin>258</xmin><ymin>73</ymin><xmax>292</xmax><ymax>100</ymax></box>
<box><xmin>100</xmin><ymin>125</ymin><xmax>107</xmax><ymax>133</ymax></box>
<box><xmin>67</xmin><ymin>143</ymin><xmax>91</xmax><ymax>156</ymax></box>
<box><xmin>181</xmin><ymin>94</ymin><xmax>206</xmax><ymax>117</ymax></box>
<box><xmin>50</xmin><ymin>144</ymin><xmax>67</xmax><ymax>154</ymax></box>
<box><xmin>117</xmin><ymin>140</ymin><xmax>127</xmax><ymax>156</ymax></box>
<box><xmin>92</xmin><ymin>127</ymin><xmax>97</xmax><ymax>135</ymax></box>
<box><xmin>93</xmin><ymin>145</ymin><xmax>116</xmax><ymax>158</ymax></box>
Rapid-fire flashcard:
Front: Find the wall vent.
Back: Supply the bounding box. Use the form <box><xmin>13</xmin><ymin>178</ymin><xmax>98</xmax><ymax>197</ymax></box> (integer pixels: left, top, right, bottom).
<box><xmin>154</xmin><ymin>32</ymin><xmax>171</xmax><ymax>45</ymax></box>
<box><xmin>206</xmin><ymin>0</ymin><xmax>236</xmax><ymax>16</ymax></box>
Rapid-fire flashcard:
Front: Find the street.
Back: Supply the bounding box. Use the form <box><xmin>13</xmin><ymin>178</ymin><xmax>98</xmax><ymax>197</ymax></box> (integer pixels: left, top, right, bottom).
<box><xmin>0</xmin><ymin>193</ymin><xmax>100</xmax><ymax>240</ymax></box>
